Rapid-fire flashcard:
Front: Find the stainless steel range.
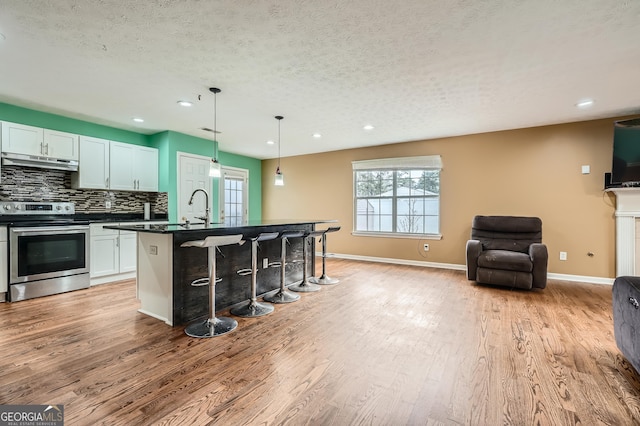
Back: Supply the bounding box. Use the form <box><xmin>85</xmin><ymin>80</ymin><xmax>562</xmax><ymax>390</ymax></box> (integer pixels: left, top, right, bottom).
<box><xmin>2</xmin><ymin>201</ymin><xmax>90</xmax><ymax>301</ymax></box>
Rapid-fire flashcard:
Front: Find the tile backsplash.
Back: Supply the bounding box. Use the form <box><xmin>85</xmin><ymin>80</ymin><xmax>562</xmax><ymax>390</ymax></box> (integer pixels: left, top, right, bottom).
<box><xmin>0</xmin><ymin>166</ymin><xmax>168</xmax><ymax>214</ymax></box>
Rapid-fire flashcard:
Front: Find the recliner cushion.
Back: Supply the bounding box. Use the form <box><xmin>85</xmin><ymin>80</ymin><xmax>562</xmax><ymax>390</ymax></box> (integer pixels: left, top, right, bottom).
<box><xmin>471</xmin><ymin>216</ymin><xmax>542</xmax><ymax>254</ymax></box>
<box><xmin>477</xmin><ymin>250</ymin><xmax>532</xmax><ymax>272</ymax></box>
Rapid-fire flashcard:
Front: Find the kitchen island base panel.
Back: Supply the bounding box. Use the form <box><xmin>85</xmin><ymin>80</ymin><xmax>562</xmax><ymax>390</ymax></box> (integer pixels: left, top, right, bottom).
<box><xmin>137</xmin><ymin>232</ymin><xmax>173</xmax><ymax>326</ymax></box>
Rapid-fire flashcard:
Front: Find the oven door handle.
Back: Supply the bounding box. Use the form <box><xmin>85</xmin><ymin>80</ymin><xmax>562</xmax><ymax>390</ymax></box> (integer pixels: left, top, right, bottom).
<box><xmin>11</xmin><ymin>226</ymin><xmax>90</xmax><ymax>233</ymax></box>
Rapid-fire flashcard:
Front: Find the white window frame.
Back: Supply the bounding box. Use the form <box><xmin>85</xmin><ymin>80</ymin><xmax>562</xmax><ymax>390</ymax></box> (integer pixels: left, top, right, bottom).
<box><xmin>352</xmin><ymin>155</ymin><xmax>442</xmax><ymax>240</ymax></box>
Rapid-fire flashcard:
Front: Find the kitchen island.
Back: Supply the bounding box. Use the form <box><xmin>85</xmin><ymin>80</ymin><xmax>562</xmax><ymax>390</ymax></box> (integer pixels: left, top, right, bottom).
<box><xmin>104</xmin><ymin>220</ymin><xmax>334</xmax><ymax>326</ymax></box>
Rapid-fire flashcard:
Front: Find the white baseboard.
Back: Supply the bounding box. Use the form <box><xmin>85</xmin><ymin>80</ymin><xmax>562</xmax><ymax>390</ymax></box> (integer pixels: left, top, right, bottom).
<box><xmin>322</xmin><ymin>252</ymin><xmax>614</xmax><ymax>286</ymax></box>
<box><xmin>90</xmin><ymin>272</ymin><xmax>136</xmax><ymax>286</ymax></box>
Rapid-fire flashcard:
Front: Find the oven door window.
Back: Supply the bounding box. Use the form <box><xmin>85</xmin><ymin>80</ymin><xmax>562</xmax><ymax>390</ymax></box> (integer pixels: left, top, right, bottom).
<box><xmin>17</xmin><ymin>233</ymin><xmax>86</xmax><ymax>276</ymax></box>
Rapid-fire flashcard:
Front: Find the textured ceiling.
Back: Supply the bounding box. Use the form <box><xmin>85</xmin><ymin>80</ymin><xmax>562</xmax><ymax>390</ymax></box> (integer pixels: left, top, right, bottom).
<box><xmin>0</xmin><ymin>0</ymin><xmax>639</xmax><ymax>160</ymax></box>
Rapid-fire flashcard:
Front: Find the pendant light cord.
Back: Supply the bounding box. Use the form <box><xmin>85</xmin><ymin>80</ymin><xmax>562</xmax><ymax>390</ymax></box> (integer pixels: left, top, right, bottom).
<box><xmin>213</xmin><ymin>90</ymin><xmax>218</xmax><ymax>160</ymax></box>
<box><xmin>277</xmin><ymin>118</ymin><xmax>281</xmax><ymax>169</ymax></box>
<box><xmin>209</xmin><ymin>87</ymin><xmax>221</xmax><ymax>161</ymax></box>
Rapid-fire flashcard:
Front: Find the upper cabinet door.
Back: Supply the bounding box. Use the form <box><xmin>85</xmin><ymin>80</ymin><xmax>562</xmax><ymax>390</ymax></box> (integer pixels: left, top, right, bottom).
<box><xmin>73</xmin><ymin>136</ymin><xmax>110</xmax><ymax>189</ymax></box>
<box><xmin>135</xmin><ymin>146</ymin><xmax>158</xmax><ymax>192</ymax></box>
<box><xmin>44</xmin><ymin>129</ymin><xmax>79</xmax><ymax>160</ymax></box>
<box><xmin>109</xmin><ymin>142</ymin><xmax>136</xmax><ymax>191</ymax></box>
<box><xmin>1</xmin><ymin>121</ymin><xmax>44</xmax><ymax>156</ymax></box>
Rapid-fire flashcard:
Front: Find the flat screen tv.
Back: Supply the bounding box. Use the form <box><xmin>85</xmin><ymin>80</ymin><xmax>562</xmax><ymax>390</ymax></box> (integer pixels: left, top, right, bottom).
<box><xmin>611</xmin><ymin>118</ymin><xmax>640</xmax><ymax>187</ymax></box>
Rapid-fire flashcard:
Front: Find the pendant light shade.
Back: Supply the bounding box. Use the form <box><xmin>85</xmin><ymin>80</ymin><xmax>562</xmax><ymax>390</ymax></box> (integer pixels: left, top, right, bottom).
<box><xmin>209</xmin><ymin>158</ymin><xmax>221</xmax><ymax>178</ymax></box>
<box><xmin>274</xmin><ymin>115</ymin><xmax>284</xmax><ymax>186</ymax></box>
<box><xmin>209</xmin><ymin>87</ymin><xmax>222</xmax><ymax>178</ymax></box>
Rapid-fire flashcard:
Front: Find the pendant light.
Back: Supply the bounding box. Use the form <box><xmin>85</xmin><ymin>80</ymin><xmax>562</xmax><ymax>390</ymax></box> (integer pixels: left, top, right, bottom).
<box><xmin>209</xmin><ymin>87</ymin><xmax>222</xmax><ymax>178</ymax></box>
<box><xmin>274</xmin><ymin>115</ymin><xmax>284</xmax><ymax>186</ymax></box>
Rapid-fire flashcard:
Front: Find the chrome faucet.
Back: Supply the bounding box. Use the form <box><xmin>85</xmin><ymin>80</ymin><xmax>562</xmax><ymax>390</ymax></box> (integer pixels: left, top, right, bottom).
<box><xmin>188</xmin><ymin>188</ymin><xmax>210</xmax><ymax>224</ymax></box>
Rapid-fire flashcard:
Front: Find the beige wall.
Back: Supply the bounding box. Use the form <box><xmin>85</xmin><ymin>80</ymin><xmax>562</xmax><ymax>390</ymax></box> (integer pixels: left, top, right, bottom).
<box><xmin>262</xmin><ymin>117</ymin><xmax>628</xmax><ymax>279</ymax></box>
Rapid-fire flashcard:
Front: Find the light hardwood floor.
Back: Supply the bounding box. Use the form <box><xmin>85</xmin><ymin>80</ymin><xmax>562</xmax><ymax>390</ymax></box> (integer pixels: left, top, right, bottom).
<box><xmin>0</xmin><ymin>259</ymin><xmax>639</xmax><ymax>425</ymax></box>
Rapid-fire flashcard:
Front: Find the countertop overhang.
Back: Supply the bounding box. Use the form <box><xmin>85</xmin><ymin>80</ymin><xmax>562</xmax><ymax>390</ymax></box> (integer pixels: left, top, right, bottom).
<box><xmin>103</xmin><ymin>219</ymin><xmax>337</xmax><ymax>234</ymax></box>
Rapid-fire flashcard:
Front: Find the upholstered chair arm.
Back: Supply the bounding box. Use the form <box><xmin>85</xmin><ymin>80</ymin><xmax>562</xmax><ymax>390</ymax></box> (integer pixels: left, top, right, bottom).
<box><xmin>466</xmin><ymin>239</ymin><xmax>482</xmax><ymax>280</ymax></box>
<box><xmin>529</xmin><ymin>243</ymin><xmax>548</xmax><ymax>289</ymax></box>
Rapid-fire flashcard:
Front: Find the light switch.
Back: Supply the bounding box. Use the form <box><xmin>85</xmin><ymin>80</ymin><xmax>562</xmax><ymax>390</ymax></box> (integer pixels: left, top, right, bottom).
<box><xmin>581</xmin><ymin>165</ymin><xmax>590</xmax><ymax>174</ymax></box>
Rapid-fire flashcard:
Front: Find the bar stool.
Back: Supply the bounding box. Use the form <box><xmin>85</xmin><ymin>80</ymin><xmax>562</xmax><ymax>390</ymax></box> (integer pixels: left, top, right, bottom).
<box><xmin>309</xmin><ymin>226</ymin><xmax>341</xmax><ymax>285</ymax></box>
<box><xmin>180</xmin><ymin>234</ymin><xmax>244</xmax><ymax>338</ymax></box>
<box><xmin>231</xmin><ymin>232</ymin><xmax>279</xmax><ymax>317</ymax></box>
<box><xmin>264</xmin><ymin>230</ymin><xmax>304</xmax><ymax>304</ymax></box>
<box><xmin>290</xmin><ymin>230</ymin><xmax>323</xmax><ymax>293</ymax></box>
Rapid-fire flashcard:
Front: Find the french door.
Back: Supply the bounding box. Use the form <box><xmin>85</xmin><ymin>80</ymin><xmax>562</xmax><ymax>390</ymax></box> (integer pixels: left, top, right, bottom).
<box><xmin>219</xmin><ymin>167</ymin><xmax>248</xmax><ymax>226</ymax></box>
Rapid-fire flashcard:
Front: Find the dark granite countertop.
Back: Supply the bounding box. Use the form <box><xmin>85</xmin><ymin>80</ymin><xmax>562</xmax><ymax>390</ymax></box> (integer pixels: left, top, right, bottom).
<box><xmin>103</xmin><ymin>219</ymin><xmax>336</xmax><ymax>234</ymax></box>
<box><xmin>75</xmin><ymin>213</ymin><xmax>169</xmax><ymax>223</ymax></box>
<box><xmin>0</xmin><ymin>212</ymin><xmax>169</xmax><ymax>225</ymax></box>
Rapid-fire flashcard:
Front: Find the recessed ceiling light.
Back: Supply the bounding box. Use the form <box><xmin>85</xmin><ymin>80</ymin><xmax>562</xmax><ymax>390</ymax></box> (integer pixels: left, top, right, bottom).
<box><xmin>267</xmin><ymin>140</ymin><xmax>275</xmax><ymax>145</ymax></box>
<box><xmin>177</xmin><ymin>100</ymin><xmax>193</xmax><ymax>107</ymax></box>
<box><xmin>363</xmin><ymin>124</ymin><xmax>375</xmax><ymax>131</ymax></box>
<box><xmin>133</xmin><ymin>117</ymin><xmax>144</xmax><ymax>123</ymax></box>
<box><xmin>576</xmin><ymin>99</ymin><xmax>594</xmax><ymax>109</ymax></box>
<box><xmin>312</xmin><ymin>133</ymin><xmax>322</xmax><ymax>138</ymax></box>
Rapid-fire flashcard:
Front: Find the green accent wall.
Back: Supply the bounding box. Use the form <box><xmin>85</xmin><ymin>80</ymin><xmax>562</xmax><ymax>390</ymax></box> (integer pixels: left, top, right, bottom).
<box><xmin>0</xmin><ymin>103</ymin><xmax>262</xmax><ymax>222</ymax></box>
<box><xmin>152</xmin><ymin>131</ymin><xmax>262</xmax><ymax>222</ymax></box>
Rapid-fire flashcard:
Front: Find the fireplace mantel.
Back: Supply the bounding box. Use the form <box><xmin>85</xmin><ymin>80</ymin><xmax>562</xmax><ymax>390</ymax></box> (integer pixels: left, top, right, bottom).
<box><xmin>608</xmin><ymin>187</ymin><xmax>640</xmax><ymax>276</ymax></box>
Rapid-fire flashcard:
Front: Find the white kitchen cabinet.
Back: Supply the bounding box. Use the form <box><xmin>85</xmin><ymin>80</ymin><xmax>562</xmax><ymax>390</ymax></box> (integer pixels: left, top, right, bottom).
<box><xmin>71</xmin><ymin>136</ymin><xmax>110</xmax><ymax>189</ymax></box>
<box><xmin>90</xmin><ymin>225</ymin><xmax>120</xmax><ymax>278</ymax></box>
<box><xmin>90</xmin><ymin>222</ymin><xmax>167</xmax><ymax>285</ymax></box>
<box><xmin>109</xmin><ymin>142</ymin><xmax>158</xmax><ymax>192</ymax></box>
<box><xmin>135</xmin><ymin>147</ymin><xmax>159</xmax><ymax>191</ymax></box>
<box><xmin>44</xmin><ymin>129</ymin><xmax>79</xmax><ymax>160</ymax></box>
<box><xmin>0</xmin><ymin>121</ymin><xmax>78</xmax><ymax>160</ymax></box>
<box><xmin>118</xmin><ymin>231</ymin><xmax>137</xmax><ymax>273</ymax></box>
<box><xmin>1</xmin><ymin>122</ymin><xmax>42</xmax><ymax>155</ymax></box>
<box><xmin>109</xmin><ymin>142</ymin><xmax>135</xmax><ymax>190</ymax></box>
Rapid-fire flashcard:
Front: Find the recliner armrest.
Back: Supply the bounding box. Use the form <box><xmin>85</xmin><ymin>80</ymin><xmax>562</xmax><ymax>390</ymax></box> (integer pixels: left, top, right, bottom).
<box><xmin>466</xmin><ymin>239</ymin><xmax>482</xmax><ymax>280</ymax></box>
<box><xmin>529</xmin><ymin>243</ymin><xmax>548</xmax><ymax>289</ymax></box>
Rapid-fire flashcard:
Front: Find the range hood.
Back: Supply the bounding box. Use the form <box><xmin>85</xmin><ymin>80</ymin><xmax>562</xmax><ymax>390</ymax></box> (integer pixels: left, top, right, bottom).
<box><xmin>1</xmin><ymin>152</ymin><xmax>79</xmax><ymax>171</ymax></box>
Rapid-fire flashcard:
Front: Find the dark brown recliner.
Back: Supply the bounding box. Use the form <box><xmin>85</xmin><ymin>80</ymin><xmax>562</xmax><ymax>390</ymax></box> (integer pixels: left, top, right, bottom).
<box><xmin>466</xmin><ymin>215</ymin><xmax>548</xmax><ymax>290</ymax></box>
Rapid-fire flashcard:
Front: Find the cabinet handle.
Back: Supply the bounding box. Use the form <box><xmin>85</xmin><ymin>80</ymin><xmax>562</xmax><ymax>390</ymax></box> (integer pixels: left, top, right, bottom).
<box><xmin>105</xmin><ymin>177</ymin><xmax>109</xmax><ymax>188</ymax></box>
<box><xmin>45</xmin><ymin>143</ymin><xmax>49</xmax><ymax>155</ymax></box>
<box><xmin>116</xmin><ymin>236</ymin><xmax>119</xmax><ymax>248</ymax></box>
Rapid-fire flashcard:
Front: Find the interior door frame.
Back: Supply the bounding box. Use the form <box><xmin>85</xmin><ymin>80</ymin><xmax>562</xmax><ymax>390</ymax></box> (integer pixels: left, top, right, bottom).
<box><xmin>219</xmin><ymin>166</ymin><xmax>249</xmax><ymax>225</ymax></box>
<box><xmin>176</xmin><ymin>151</ymin><xmax>214</xmax><ymax>223</ymax></box>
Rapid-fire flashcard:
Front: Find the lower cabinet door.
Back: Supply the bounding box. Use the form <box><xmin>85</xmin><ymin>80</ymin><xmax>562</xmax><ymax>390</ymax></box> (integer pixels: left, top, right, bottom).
<box><xmin>119</xmin><ymin>231</ymin><xmax>137</xmax><ymax>273</ymax></box>
<box><xmin>90</xmin><ymin>235</ymin><xmax>119</xmax><ymax>277</ymax></box>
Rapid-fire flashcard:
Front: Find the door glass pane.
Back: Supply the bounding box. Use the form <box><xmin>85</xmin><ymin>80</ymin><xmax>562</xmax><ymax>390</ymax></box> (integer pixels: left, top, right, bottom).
<box><xmin>223</xmin><ymin>174</ymin><xmax>246</xmax><ymax>227</ymax></box>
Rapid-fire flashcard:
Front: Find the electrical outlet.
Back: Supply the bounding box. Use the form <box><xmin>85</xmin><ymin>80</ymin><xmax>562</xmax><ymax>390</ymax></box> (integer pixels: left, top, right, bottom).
<box><xmin>262</xmin><ymin>258</ymin><xmax>269</xmax><ymax>269</ymax></box>
<box><xmin>423</xmin><ymin>244</ymin><xmax>430</xmax><ymax>251</ymax></box>
<box><xmin>105</xmin><ymin>200</ymin><xmax>111</xmax><ymax>209</ymax></box>
<box><xmin>559</xmin><ymin>251</ymin><xmax>567</xmax><ymax>261</ymax></box>
<box><xmin>149</xmin><ymin>245</ymin><xmax>158</xmax><ymax>255</ymax></box>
